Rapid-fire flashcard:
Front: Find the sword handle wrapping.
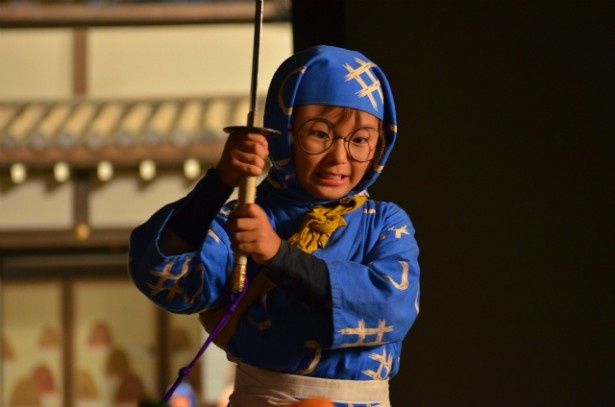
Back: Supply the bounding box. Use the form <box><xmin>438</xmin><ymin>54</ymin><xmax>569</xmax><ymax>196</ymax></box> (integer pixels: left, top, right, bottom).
<box><xmin>224</xmin><ymin>126</ymin><xmax>280</xmax><ymax>293</ymax></box>
<box><xmin>231</xmin><ymin>174</ymin><xmax>256</xmax><ymax>293</ymax></box>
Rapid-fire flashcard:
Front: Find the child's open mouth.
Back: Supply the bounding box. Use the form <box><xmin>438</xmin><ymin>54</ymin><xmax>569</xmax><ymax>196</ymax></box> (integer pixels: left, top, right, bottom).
<box><xmin>316</xmin><ymin>172</ymin><xmax>348</xmax><ymax>186</ymax></box>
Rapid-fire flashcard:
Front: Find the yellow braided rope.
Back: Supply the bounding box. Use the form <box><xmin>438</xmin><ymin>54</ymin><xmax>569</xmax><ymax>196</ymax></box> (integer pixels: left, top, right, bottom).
<box><xmin>288</xmin><ymin>195</ymin><xmax>368</xmax><ymax>254</ymax></box>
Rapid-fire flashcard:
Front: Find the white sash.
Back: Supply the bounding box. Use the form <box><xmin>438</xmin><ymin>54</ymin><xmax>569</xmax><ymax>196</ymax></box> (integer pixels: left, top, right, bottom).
<box><xmin>229</xmin><ymin>363</ymin><xmax>391</xmax><ymax>406</ymax></box>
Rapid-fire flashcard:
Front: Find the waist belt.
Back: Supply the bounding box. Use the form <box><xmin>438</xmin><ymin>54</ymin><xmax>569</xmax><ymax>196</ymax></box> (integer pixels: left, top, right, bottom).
<box><xmin>229</xmin><ymin>363</ymin><xmax>391</xmax><ymax>406</ymax></box>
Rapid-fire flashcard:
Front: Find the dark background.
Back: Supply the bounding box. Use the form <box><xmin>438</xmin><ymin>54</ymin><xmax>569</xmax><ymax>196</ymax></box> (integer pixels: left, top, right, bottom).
<box><xmin>292</xmin><ymin>1</ymin><xmax>613</xmax><ymax>405</ymax></box>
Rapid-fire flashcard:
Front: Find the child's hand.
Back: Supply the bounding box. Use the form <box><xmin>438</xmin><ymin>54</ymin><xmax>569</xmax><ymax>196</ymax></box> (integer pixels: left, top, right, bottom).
<box><xmin>227</xmin><ymin>203</ymin><xmax>281</xmax><ymax>264</ymax></box>
<box><xmin>216</xmin><ymin>130</ymin><xmax>269</xmax><ymax>188</ymax></box>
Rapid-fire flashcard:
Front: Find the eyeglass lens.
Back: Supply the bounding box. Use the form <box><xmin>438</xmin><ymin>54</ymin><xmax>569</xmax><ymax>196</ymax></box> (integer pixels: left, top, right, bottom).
<box><xmin>298</xmin><ymin>119</ymin><xmax>378</xmax><ymax>162</ymax></box>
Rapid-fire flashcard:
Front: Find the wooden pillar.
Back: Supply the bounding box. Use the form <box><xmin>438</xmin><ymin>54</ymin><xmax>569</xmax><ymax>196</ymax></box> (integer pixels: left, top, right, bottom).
<box><xmin>73</xmin><ymin>171</ymin><xmax>90</xmax><ymax>241</ymax></box>
<box><xmin>157</xmin><ymin>310</ymin><xmax>170</xmax><ymax>397</ymax></box>
<box><xmin>72</xmin><ymin>28</ymin><xmax>87</xmax><ymax>96</ymax></box>
<box><xmin>62</xmin><ymin>279</ymin><xmax>74</xmax><ymax>407</ymax></box>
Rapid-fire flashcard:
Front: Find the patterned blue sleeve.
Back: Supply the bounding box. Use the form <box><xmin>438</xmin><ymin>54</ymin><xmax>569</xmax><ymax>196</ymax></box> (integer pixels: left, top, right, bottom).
<box><xmin>326</xmin><ymin>202</ymin><xmax>420</xmax><ymax>349</ymax></box>
<box><xmin>128</xmin><ymin>202</ymin><xmax>234</xmax><ymax>314</ymax></box>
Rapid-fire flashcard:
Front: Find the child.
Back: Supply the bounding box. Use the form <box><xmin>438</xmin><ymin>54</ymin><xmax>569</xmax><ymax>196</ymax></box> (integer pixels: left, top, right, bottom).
<box><xmin>129</xmin><ymin>45</ymin><xmax>420</xmax><ymax>407</ymax></box>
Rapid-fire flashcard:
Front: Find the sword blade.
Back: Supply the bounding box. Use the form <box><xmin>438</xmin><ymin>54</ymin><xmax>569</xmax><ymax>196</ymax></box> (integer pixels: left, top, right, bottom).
<box><xmin>247</xmin><ymin>0</ymin><xmax>264</xmax><ymax>128</ymax></box>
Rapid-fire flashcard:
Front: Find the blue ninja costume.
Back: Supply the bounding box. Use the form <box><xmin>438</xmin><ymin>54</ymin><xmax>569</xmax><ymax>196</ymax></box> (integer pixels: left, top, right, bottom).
<box><xmin>129</xmin><ymin>45</ymin><xmax>420</xmax><ymax>406</ymax></box>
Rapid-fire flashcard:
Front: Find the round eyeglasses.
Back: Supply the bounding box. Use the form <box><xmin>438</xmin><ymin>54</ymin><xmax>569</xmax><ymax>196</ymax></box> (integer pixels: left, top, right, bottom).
<box><xmin>294</xmin><ymin>118</ymin><xmax>381</xmax><ymax>162</ymax></box>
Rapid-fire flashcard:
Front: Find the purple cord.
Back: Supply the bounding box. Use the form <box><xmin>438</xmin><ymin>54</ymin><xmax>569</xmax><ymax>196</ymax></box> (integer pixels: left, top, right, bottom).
<box><xmin>161</xmin><ymin>281</ymin><xmax>249</xmax><ymax>403</ymax></box>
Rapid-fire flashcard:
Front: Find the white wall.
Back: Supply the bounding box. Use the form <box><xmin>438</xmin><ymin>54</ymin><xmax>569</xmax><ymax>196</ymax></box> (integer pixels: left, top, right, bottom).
<box><xmin>0</xmin><ymin>29</ymin><xmax>73</xmax><ymax>100</ymax></box>
<box><xmin>0</xmin><ymin>179</ymin><xmax>72</xmax><ymax>229</ymax></box>
<box><xmin>88</xmin><ymin>24</ymin><xmax>291</xmax><ymax>98</ymax></box>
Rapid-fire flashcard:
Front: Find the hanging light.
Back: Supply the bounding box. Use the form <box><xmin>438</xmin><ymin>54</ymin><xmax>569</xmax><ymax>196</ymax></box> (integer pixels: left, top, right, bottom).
<box><xmin>10</xmin><ymin>163</ymin><xmax>27</xmax><ymax>184</ymax></box>
<box><xmin>139</xmin><ymin>159</ymin><xmax>156</xmax><ymax>181</ymax></box>
<box><xmin>97</xmin><ymin>160</ymin><xmax>114</xmax><ymax>182</ymax></box>
<box><xmin>53</xmin><ymin>161</ymin><xmax>71</xmax><ymax>183</ymax></box>
<box><xmin>183</xmin><ymin>158</ymin><xmax>201</xmax><ymax>180</ymax></box>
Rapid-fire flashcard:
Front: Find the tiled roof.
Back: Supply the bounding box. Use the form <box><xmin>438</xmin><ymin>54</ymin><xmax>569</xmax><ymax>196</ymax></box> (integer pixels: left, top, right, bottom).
<box><xmin>0</xmin><ymin>95</ymin><xmax>262</xmax><ymax>175</ymax></box>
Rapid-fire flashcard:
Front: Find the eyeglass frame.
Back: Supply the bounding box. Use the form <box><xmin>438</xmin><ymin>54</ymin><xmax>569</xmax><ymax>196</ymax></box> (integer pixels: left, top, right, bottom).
<box><xmin>291</xmin><ymin>117</ymin><xmax>384</xmax><ymax>163</ymax></box>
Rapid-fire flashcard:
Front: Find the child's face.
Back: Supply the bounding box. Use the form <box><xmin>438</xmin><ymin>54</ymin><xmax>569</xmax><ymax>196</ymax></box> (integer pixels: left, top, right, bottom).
<box><xmin>291</xmin><ymin>105</ymin><xmax>380</xmax><ymax>200</ymax></box>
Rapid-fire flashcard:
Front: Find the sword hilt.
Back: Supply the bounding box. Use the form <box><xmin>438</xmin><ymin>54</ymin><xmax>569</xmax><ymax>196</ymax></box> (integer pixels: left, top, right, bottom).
<box><xmin>224</xmin><ymin>126</ymin><xmax>280</xmax><ymax>293</ymax></box>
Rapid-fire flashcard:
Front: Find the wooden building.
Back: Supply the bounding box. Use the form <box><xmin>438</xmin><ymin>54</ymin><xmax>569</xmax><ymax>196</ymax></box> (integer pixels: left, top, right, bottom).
<box><xmin>0</xmin><ymin>2</ymin><xmax>292</xmax><ymax>406</ymax></box>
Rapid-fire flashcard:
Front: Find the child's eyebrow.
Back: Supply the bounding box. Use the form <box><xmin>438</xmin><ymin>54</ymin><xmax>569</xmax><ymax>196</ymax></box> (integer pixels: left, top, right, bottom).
<box><xmin>296</xmin><ymin>116</ymin><xmax>380</xmax><ymax>132</ymax></box>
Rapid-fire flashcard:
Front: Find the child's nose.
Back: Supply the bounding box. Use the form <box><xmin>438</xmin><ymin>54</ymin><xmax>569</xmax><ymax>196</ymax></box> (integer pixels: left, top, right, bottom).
<box><xmin>327</xmin><ymin>138</ymin><xmax>349</xmax><ymax>163</ymax></box>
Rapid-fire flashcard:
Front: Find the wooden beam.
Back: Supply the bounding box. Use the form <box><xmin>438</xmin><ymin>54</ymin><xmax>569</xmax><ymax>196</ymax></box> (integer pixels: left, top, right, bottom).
<box><xmin>1</xmin><ymin>253</ymin><xmax>129</xmax><ymax>280</ymax></box>
<box><xmin>0</xmin><ymin>2</ymin><xmax>289</xmax><ymax>28</ymax></box>
<box><xmin>0</xmin><ymin>228</ymin><xmax>131</xmax><ymax>251</ymax></box>
<box><xmin>0</xmin><ymin>142</ymin><xmax>224</xmax><ymax>171</ymax></box>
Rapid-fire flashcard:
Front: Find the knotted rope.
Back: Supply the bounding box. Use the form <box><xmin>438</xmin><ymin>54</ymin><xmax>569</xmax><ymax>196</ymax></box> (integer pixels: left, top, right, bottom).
<box><xmin>288</xmin><ymin>195</ymin><xmax>368</xmax><ymax>254</ymax></box>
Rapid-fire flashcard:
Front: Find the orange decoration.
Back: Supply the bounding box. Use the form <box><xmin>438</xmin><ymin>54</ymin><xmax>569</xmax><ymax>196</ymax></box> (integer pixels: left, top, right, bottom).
<box><xmin>31</xmin><ymin>364</ymin><xmax>56</xmax><ymax>394</ymax></box>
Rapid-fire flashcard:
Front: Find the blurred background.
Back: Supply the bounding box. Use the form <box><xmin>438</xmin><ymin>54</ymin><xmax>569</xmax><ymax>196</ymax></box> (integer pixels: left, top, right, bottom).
<box><xmin>1</xmin><ymin>1</ymin><xmax>613</xmax><ymax>406</ymax></box>
<box><xmin>0</xmin><ymin>1</ymin><xmax>291</xmax><ymax>406</ymax></box>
